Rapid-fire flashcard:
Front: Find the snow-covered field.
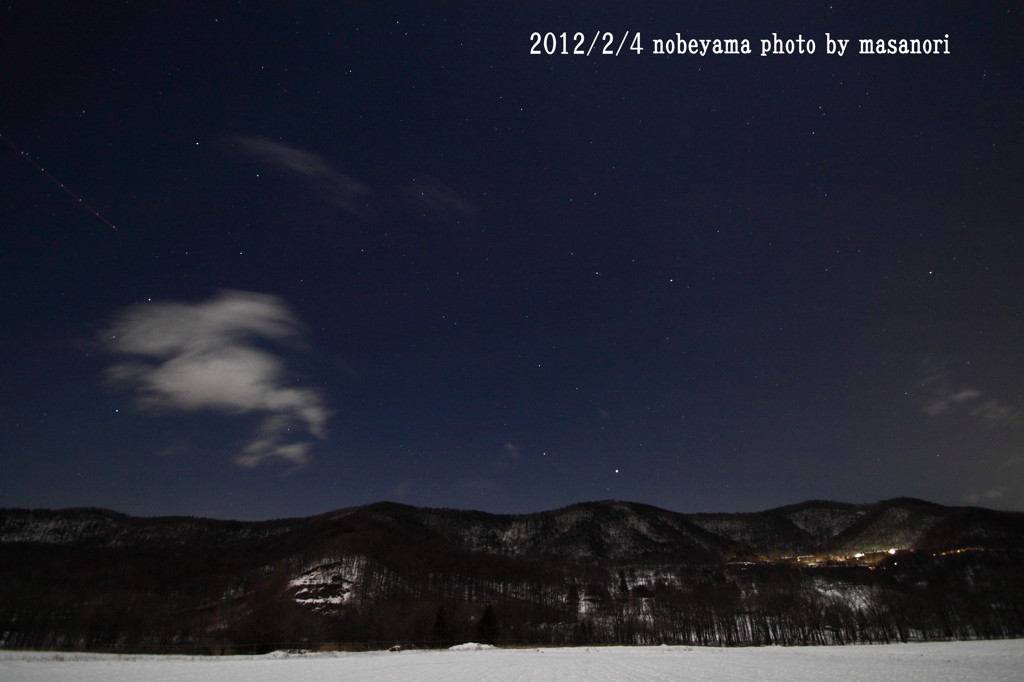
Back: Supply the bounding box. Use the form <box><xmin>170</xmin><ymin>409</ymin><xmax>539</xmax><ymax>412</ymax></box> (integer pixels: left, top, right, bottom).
<box><xmin>2</xmin><ymin>640</ymin><xmax>1022</xmax><ymax>681</ymax></box>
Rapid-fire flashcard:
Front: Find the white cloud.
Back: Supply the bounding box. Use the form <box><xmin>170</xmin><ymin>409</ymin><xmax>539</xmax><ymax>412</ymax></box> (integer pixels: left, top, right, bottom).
<box><xmin>102</xmin><ymin>290</ymin><xmax>329</xmax><ymax>467</ymax></box>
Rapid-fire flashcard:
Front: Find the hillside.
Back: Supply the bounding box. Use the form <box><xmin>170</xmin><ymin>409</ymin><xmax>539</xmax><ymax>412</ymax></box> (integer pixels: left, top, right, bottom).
<box><xmin>1</xmin><ymin>498</ymin><xmax>1023</xmax><ymax>651</ymax></box>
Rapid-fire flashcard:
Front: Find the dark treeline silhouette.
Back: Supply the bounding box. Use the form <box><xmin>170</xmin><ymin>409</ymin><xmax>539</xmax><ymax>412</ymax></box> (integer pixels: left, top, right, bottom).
<box><xmin>1</xmin><ymin>499</ymin><xmax>1023</xmax><ymax>652</ymax></box>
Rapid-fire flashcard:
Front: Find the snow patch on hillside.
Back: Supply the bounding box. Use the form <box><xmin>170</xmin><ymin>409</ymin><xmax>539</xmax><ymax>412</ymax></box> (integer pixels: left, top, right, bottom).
<box><xmin>288</xmin><ymin>557</ymin><xmax>365</xmax><ymax>607</ymax></box>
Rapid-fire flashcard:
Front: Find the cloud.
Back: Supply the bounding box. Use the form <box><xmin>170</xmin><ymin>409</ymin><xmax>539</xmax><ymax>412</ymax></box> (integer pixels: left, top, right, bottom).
<box><xmin>923</xmin><ymin>388</ymin><xmax>983</xmax><ymax>416</ymax></box>
<box><xmin>399</xmin><ymin>176</ymin><xmax>477</xmax><ymax>220</ymax></box>
<box><xmin>495</xmin><ymin>442</ymin><xmax>521</xmax><ymax>472</ymax></box>
<box><xmin>923</xmin><ymin>386</ymin><xmax>1017</xmax><ymax>425</ymax></box>
<box><xmin>228</xmin><ymin>135</ymin><xmax>370</xmax><ymax>213</ymax></box>
<box><xmin>102</xmin><ymin>290</ymin><xmax>329</xmax><ymax>467</ymax></box>
<box><xmin>964</xmin><ymin>488</ymin><xmax>1005</xmax><ymax>504</ymax></box>
<box><xmin>917</xmin><ymin>360</ymin><xmax>1017</xmax><ymax>426</ymax></box>
<box><xmin>227</xmin><ymin>134</ymin><xmax>476</xmax><ymax>227</ymax></box>
<box><xmin>391</xmin><ymin>481</ymin><xmax>413</xmax><ymax>500</ymax></box>
<box><xmin>969</xmin><ymin>400</ymin><xmax>1017</xmax><ymax>424</ymax></box>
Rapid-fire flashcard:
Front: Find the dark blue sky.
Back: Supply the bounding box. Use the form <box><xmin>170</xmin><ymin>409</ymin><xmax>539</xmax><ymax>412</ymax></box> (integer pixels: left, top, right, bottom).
<box><xmin>2</xmin><ymin>3</ymin><xmax>1022</xmax><ymax>520</ymax></box>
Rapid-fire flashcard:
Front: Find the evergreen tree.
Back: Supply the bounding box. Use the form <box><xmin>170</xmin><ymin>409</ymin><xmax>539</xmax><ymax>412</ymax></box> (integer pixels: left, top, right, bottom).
<box><xmin>431</xmin><ymin>606</ymin><xmax>448</xmax><ymax>647</ymax></box>
<box><xmin>477</xmin><ymin>604</ymin><xmax>498</xmax><ymax>644</ymax></box>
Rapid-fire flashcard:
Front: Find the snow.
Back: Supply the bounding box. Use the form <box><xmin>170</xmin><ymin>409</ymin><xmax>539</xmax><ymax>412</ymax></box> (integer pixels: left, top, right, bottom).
<box><xmin>2</xmin><ymin>640</ymin><xmax>1022</xmax><ymax>681</ymax></box>
<box><xmin>447</xmin><ymin>642</ymin><xmax>496</xmax><ymax>650</ymax></box>
<box><xmin>288</xmin><ymin>557</ymin><xmax>364</xmax><ymax>606</ymax></box>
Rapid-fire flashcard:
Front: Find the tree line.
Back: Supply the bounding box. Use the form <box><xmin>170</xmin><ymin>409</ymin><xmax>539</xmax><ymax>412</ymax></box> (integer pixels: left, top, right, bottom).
<box><xmin>2</xmin><ymin>536</ymin><xmax>1022</xmax><ymax>652</ymax></box>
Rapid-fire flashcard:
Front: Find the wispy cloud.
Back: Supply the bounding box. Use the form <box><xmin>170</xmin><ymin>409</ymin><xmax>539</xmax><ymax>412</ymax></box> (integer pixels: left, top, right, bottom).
<box><xmin>918</xmin><ymin>361</ymin><xmax>1017</xmax><ymax>426</ymax></box>
<box><xmin>228</xmin><ymin>135</ymin><xmax>370</xmax><ymax>213</ymax></box>
<box><xmin>964</xmin><ymin>488</ymin><xmax>1005</xmax><ymax>504</ymax></box>
<box><xmin>101</xmin><ymin>290</ymin><xmax>329</xmax><ymax>467</ymax></box>
<box><xmin>968</xmin><ymin>399</ymin><xmax>1017</xmax><ymax>424</ymax></box>
<box><xmin>496</xmin><ymin>442</ymin><xmax>521</xmax><ymax>471</ymax></box>
<box><xmin>923</xmin><ymin>388</ymin><xmax>983</xmax><ymax>417</ymax></box>
<box><xmin>227</xmin><ymin>134</ymin><xmax>476</xmax><ymax>225</ymax></box>
<box><xmin>399</xmin><ymin>176</ymin><xmax>477</xmax><ymax>220</ymax></box>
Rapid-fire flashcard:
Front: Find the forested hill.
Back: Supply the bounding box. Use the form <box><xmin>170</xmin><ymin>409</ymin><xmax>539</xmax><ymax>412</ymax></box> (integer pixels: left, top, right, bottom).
<box><xmin>2</xmin><ymin>498</ymin><xmax>1023</xmax><ymax>652</ymax></box>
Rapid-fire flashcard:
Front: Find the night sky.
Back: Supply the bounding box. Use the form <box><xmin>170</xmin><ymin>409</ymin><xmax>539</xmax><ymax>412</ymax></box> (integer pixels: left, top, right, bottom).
<box><xmin>2</xmin><ymin>3</ymin><xmax>1022</xmax><ymax>520</ymax></box>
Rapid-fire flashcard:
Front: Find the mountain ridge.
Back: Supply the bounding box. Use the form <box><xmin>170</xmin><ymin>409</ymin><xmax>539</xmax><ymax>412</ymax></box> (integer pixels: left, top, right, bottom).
<box><xmin>3</xmin><ymin>496</ymin><xmax>1023</xmax><ymax>651</ymax></box>
<box><xmin>4</xmin><ymin>496</ymin><xmax>1022</xmax><ymax>560</ymax></box>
